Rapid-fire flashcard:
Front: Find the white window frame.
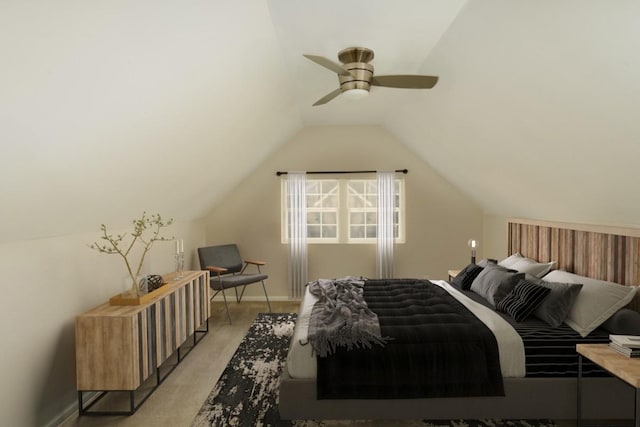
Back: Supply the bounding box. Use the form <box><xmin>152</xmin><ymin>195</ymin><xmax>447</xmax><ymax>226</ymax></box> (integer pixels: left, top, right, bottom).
<box><xmin>281</xmin><ymin>177</ymin><xmax>405</xmax><ymax>244</ymax></box>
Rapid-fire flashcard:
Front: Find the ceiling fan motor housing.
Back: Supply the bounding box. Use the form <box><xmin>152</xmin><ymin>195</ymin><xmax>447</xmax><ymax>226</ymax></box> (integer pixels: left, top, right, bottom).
<box><xmin>338</xmin><ymin>62</ymin><xmax>373</xmax><ymax>92</ymax></box>
<box><xmin>337</xmin><ymin>47</ymin><xmax>374</xmax><ymax>92</ymax></box>
<box><xmin>338</xmin><ymin>46</ymin><xmax>374</xmax><ymax>63</ymax></box>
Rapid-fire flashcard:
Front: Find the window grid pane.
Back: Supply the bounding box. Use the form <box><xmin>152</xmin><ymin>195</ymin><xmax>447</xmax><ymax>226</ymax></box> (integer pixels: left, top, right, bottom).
<box><xmin>347</xmin><ymin>179</ymin><xmax>402</xmax><ymax>241</ymax></box>
<box><xmin>305</xmin><ymin>180</ymin><xmax>338</xmax><ymax>240</ymax></box>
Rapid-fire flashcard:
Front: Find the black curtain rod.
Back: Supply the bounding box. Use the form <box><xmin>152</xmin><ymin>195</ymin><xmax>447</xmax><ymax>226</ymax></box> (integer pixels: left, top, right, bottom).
<box><xmin>276</xmin><ymin>169</ymin><xmax>408</xmax><ymax>176</ymax></box>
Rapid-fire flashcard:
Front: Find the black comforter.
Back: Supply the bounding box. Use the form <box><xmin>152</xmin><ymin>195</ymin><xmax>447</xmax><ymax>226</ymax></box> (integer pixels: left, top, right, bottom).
<box><xmin>316</xmin><ymin>279</ymin><xmax>504</xmax><ymax>399</ymax></box>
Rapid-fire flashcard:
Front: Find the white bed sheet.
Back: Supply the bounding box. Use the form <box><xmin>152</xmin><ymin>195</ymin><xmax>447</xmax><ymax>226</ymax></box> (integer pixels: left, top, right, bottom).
<box><xmin>286</xmin><ymin>279</ymin><xmax>525</xmax><ymax>379</ymax></box>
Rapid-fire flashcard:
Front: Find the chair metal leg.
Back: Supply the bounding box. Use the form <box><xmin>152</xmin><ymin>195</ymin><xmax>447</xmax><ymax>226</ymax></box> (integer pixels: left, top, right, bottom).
<box><xmin>220</xmin><ymin>288</ymin><xmax>232</xmax><ymax>324</ymax></box>
<box><xmin>237</xmin><ymin>285</ymin><xmax>248</xmax><ymax>303</ymax></box>
<box><xmin>262</xmin><ymin>280</ymin><xmax>272</xmax><ymax>312</ymax></box>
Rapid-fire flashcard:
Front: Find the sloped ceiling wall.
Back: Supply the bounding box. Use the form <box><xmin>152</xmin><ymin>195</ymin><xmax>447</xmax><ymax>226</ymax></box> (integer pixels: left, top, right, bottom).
<box><xmin>387</xmin><ymin>0</ymin><xmax>640</xmax><ymax>227</ymax></box>
<box><xmin>0</xmin><ymin>0</ymin><xmax>301</xmax><ymax>242</ymax></box>
<box><xmin>2</xmin><ymin>0</ymin><xmax>639</xmax><ymax>243</ymax></box>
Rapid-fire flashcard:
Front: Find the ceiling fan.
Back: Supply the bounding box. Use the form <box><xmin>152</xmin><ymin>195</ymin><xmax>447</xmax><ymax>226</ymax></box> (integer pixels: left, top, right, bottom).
<box><xmin>303</xmin><ymin>46</ymin><xmax>439</xmax><ymax>106</ymax></box>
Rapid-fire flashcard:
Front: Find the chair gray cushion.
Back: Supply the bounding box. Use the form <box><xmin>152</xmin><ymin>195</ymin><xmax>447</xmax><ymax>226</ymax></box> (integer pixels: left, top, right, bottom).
<box><xmin>198</xmin><ymin>244</ymin><xmax>244</xmax><ymax>274</ymax></box>
<box><xmin>211</xmin><ymin>273</ymin><xmax>268</xmax><ymax>290</ymax></box>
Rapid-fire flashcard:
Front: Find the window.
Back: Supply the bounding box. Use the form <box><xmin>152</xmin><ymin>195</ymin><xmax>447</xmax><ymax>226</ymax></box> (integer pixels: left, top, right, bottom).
<box><xmin>282</xmin><ymin>178</ymin><xmax>404</xmax><ymax>244</ymax></box>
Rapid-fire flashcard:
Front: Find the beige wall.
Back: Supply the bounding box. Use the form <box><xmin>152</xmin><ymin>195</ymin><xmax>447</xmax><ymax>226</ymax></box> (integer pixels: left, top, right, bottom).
<box><xmin>483</xmin><ymin>214</ymin><xmax>509</xmax><ymax>260</ymax></box>
<box><xmin>204</xmin><ymin>126</ymin><xmax>484</xmax><ymax>298</ymax></box>
<box><xmin>0</xmin><ymin>219</ymin><xmax>206</xmax><ymax>427</ymax></box>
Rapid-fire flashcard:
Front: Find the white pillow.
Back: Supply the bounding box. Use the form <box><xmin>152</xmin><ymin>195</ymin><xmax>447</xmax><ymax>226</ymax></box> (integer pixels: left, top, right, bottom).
<box><xmin>498</xmin><ymin>253</ymin><xmax>555</xmax><ymax>278</ymax></box>
<box><xmin>543</xmin><ymin>270</ymin><xmax>637</xmax><ymax>337</ymax></box>
<box><xmin>509</xmin><ymin>258</ymin><xmax>556</xmax><ymax>278</ymax></box>
<box><xmin>498</xmin><ymin>253</ymin><xmax>523</xmax><ymax>269</ymax></box>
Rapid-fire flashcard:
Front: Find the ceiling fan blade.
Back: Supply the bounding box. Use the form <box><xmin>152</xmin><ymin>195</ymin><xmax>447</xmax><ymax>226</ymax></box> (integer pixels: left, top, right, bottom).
<box><xmin>371</xmin><ymin>75</ymin><xmax>439</xmax><ymax>89</ymax></box>
<box><xmin>312</xmin><ymin>88</ymin><xmax>342</xmax><ymax>106</ymax></box>
<box><xmin>303</xmin><ymin>54</ymin><xmax>353</xmax><ymax>77</ymax></box>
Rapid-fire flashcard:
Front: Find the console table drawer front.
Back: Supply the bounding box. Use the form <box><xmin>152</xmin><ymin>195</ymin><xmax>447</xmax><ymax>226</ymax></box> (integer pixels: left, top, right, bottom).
<box><xmin>76</xmin><ymin>316</ymin><xmax>138</xmax><ymax>390</ymax></box>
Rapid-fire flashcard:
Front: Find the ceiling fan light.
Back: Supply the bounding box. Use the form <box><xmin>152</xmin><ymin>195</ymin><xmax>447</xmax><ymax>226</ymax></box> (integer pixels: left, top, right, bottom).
<box><xmin>342</xmin><ymin>88</ymin><xmax>369</xmax><ymax>101</ymax></box>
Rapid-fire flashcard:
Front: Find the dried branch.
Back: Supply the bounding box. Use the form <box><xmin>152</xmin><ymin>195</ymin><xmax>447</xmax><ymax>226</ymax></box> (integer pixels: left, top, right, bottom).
<box><xmin>89</xmin><ymin>212</ymin><xmax>174</xmax><ymax>296</ymax></box>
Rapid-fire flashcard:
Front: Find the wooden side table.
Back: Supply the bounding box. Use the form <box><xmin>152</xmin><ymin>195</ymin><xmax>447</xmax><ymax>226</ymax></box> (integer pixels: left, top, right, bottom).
<box><xmin>576</xmin><ymin>343</ymin><xmax>640</xmax><ymax>427</ymax></box>
<box><xmin>447</xmin><ymin>269</ymin><xmax>460</xmax><ymax>282</ymax></box>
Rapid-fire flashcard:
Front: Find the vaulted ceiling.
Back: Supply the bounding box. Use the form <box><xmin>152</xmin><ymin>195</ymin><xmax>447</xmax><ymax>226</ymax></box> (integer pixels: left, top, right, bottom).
<box><xmin>2</xmin><ymin>0</ymin><xmax>639</xmax><ymax>242</ymax></box>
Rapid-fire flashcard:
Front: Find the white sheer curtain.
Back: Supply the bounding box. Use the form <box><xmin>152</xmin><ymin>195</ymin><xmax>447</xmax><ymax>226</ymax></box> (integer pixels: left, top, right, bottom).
<box><xmin>287</xmin><ymin>172</ymin><xmax>308</xmax><ymax>299</ymax></box>
<box><xmin>376</xmin><ymin>171</ymin><xmax>395</xmax><ymax>279</ymax></box>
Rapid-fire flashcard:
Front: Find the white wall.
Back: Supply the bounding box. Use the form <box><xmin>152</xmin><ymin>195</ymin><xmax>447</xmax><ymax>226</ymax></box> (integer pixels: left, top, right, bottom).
<box><xmin>204</xmin><ymin>125</ymin><xmax>484</xmax><ymax>298</ymax></box>
<box><xmin>0</xmin><ymin>219</ymin><xmax>206</xmax><ymax>427</ymax></box>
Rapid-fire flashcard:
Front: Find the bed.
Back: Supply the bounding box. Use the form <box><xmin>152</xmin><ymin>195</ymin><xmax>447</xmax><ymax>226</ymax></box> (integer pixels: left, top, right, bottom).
<box><xmin>279</xmin><ymin>219</ymin><xmax>640</xmax><ymax>422</ymax></box>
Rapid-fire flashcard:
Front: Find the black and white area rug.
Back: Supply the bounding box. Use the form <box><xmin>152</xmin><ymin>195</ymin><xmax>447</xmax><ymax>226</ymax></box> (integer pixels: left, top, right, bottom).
<box><xmin>191</xmin><ymin>313</ymin><xmax>557</xmax><ymax>427</ymax></box>
<box><xmin>192</xmin><ymin>312</ymin><xmax>295</xmax><ymax>427</ymax></box>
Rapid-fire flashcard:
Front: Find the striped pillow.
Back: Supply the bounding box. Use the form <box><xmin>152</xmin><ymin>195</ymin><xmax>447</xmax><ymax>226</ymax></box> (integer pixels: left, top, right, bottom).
<box><xmin>497</xmin><ymin>279</ymin><xmax>551</xmax><ymax>322</ymax></box>
<box><xmin>452</xmin><ymin>263</ymin><xmax>484</xmax><ymax>290</ymax></box>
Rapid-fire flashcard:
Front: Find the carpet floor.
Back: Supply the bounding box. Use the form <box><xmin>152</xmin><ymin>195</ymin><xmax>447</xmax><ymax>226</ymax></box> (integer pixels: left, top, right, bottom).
<box><xmin>191</xmin><ymin>313</ymin><xmax>557</xmax><ymax>427</ymax></box>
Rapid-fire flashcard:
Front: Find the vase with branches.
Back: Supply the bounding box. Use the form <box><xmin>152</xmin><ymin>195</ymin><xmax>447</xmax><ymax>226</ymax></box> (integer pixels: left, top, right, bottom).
<box><xmin>89</xmin><ymin>212</ymin><xmax>174</xmax><ymax>297</ymax></box>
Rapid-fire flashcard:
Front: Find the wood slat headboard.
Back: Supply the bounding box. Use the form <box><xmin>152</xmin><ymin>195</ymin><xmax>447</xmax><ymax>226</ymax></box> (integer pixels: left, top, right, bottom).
<box><xmin>507</xmin><ymin>218</ymin><xmax>640</xmax><ymax>288</ymax></box>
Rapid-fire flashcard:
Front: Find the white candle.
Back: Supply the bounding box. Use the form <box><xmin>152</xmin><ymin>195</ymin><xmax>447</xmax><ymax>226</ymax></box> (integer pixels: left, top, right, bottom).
<box><xmin>176</xmin><ymin>239</ymin><xmax>180</xmax><ymax>254</ymax></box>
<box><xmin>180</xmin><ymin>239</ymin><xmax>184</xmax><ymax>254</ymax></box>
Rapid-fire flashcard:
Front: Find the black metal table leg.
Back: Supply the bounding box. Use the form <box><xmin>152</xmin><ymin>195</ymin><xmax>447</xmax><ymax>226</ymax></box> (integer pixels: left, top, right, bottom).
<box><xmin>577</xmin><ymin>354</ymin><xmax>583</xmax><ymax>427</ymax></box>
<box><xmin>635</xmin><ymin>387</ymin><xmax>639</xmax><ymax>427</ymax></box>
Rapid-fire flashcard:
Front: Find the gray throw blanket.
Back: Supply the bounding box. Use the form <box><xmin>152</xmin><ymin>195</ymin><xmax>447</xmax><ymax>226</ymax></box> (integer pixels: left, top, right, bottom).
<box><xmin>305</xmin><ymin>276</ymin><xmax>387</xmax><ymax>357</ymax></box>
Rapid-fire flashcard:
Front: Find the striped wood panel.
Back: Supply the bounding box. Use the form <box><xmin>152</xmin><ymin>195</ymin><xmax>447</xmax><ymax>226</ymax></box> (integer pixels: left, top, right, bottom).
<box><xmin>138</xmin><ymin>273</ymin><xmax>209</xmax><ymax>385</ymax></box>
<box><xmin>76</xmin><ymin>270</ymin><xmax>210</xmax><ymax>391</ymax></box>
<box><xmin>507</xmin><ymin>220</ymin><xmax>640</xmax><ymax>310</ymax></box>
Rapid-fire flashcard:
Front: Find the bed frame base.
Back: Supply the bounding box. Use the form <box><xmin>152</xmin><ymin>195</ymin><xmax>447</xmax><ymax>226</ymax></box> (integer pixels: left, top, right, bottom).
<box><xmin>279</xmin><ymin>367</ymin><xmax>633</xmax><ymax>422</ymax></box>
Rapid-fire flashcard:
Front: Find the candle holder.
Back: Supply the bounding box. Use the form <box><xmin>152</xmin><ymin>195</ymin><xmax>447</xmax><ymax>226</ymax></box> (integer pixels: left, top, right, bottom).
<box><xmin>174</xmin><ymin>239</ymin><xmax>185</xmax><ymax>279</ymax></box>
<box><xmin>174</xmin><ymin>252</ymin><xmax>184</xmax><ymax>279</ymax></box>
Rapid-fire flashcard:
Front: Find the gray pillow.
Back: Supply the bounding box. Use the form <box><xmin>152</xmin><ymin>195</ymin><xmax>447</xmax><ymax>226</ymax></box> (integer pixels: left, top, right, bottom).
<box><xmin>601</xmin><ymin>309</ymin><xmax>640</xmax><ymax>335</ymax></box>
<box><xmin>477</xmin><ymin>258</ymin><xmax>497</xmax><ymax>268</ymax></box>
<box><xmin>470</xmin><ymin>265</ymin><xmax>525</xmax><ymax>307</ymax></box>
<box><xmin>530</xmin><ymin>277</ymin><xmax>583</xmax><ymax>328</ymax></box>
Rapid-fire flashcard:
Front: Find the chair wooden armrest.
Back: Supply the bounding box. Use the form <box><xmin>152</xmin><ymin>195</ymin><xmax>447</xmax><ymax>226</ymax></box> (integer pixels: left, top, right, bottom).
<box><xmin>206</xmin><ymin>266</ymin><xmax>228</xmax><ymax>274</ymax></box>
<box><xmin>244</xmin><ymin>259</ymin><xmax>266</xmax><ymax>266</ymax></box>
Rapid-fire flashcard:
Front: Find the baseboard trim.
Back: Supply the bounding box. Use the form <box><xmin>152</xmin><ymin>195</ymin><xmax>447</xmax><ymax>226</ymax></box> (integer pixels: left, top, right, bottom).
<box><xmin>47</xmin><ymin>391</ymin><xmax>99</xmax><ymax>427</ymax></box>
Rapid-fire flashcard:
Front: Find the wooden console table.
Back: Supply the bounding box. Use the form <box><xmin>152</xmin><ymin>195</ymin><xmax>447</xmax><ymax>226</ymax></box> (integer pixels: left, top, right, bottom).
<box><xmin>75</xmin><ymin>270</ymin><xmax>210</xmax><ymax>415</ymax></box>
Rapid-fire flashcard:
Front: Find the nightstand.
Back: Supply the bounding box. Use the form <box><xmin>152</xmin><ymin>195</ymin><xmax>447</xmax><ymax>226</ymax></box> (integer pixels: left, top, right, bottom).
<box><xmin>447</xmin><ymin>270</ymin><xmax>460</xmax><ymax>282</ymax></box>
<box><xmin>576</xmin><ymin>343</ymin><xmax>640</xmax><ymax>426</ymax></box>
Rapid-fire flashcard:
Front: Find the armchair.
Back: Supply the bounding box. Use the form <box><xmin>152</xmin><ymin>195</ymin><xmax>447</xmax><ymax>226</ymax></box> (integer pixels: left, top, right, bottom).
<box><xmin>198</xmin><ymin>244</ymin><xmax>271</xmax><ymax>324</ymax></box>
